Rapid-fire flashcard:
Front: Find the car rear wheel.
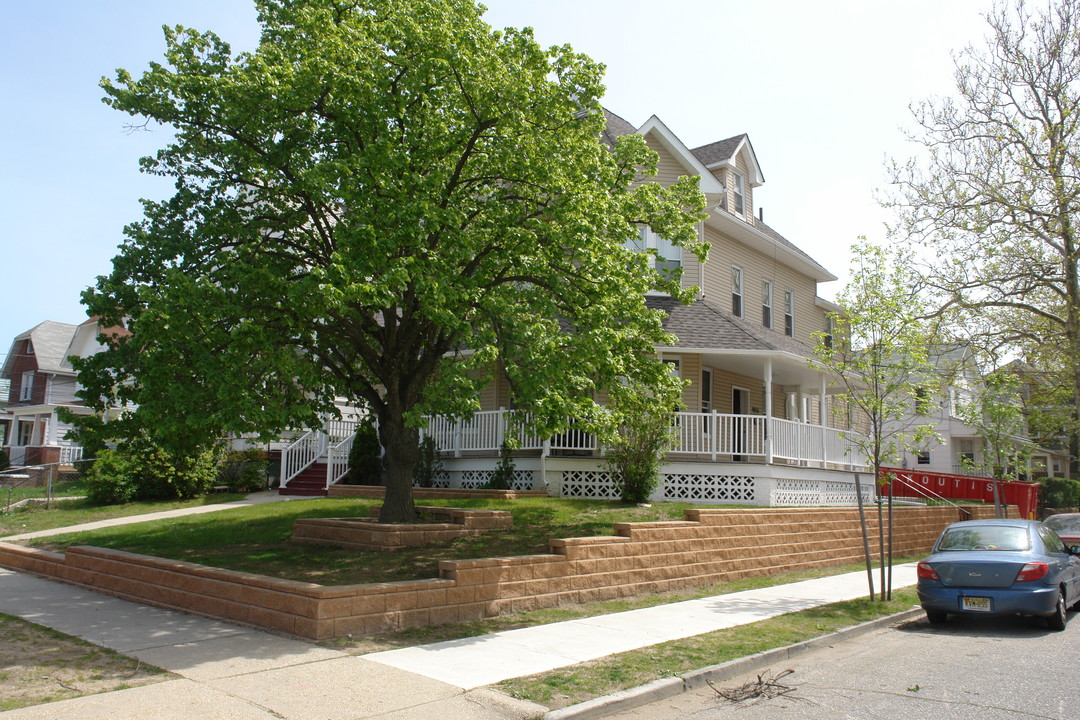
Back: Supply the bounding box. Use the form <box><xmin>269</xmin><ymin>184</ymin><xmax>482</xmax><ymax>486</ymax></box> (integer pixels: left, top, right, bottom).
<box><xmin>1047</xmin><ymin>591</ymin><xmax>1067</xmax><ymax>632</ymax></box>
<box><xmin>925</xmin><ymin>610</ymin><xmax>948</xmax><ymax>625</ymax></box>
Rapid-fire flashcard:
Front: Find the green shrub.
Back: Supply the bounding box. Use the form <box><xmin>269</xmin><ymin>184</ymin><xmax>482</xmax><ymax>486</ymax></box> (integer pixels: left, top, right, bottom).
<box><xmin>414</xmin><ymin>435</ymin><xmax>443</xmax><ymax>488</ymax></box>
<box><xmin>217</xmin><ymin>449</ymin><xmax>268</xmax><ymax>493</ymax></box>
<box><xmin>604</xmin><ymin>395</ymin><xmax>676</xmax><ymax>505</ymax></box>
<box><xmin>84</xmin><ymin>437</ymin><xmax>218</xmax><ymax>504</ymax></box>
<box><xmin>84</xmin><ymin>449</ymin><xmax>140</xmax><ymax>505</ymax></box>
<box><xmin>487</xmin><ymin>440</ymin><xmax>515</xmax><ymax>490</ymax></box>
<box><xmin>1039</xmin><ymin>477</ymin><xmax>1080</xmax><ymax>509</ymax></box>
<box><xmin>347</xmin><ymin>420</ymin><xmax>383</xmax><ymax>485</ymax></box>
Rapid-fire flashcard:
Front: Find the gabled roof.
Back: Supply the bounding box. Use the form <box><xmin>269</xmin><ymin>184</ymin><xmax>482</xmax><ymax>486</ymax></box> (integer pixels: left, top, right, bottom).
<box><xmin>692</xmin><ymin>134</ymin><xmax>764</xmax><ymax>186</ymax></box>
<box><xmin>601</xmin><ymin>108</ymin><xmax>637</xmax><ymax>147</ymax></box>
<box><xmin>637</xmin><ymin>115</ymin><xmax>726</xmax><ymax>196</ymax></box>
<box><xmin>1</xmin><ymin>321</ymin><xmax>79</xmax><ymax>379</ymax></box>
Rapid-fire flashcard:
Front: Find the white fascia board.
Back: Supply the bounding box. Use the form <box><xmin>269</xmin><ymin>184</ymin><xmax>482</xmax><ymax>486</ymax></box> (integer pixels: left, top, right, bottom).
<box><xmin>703</xmin><ymin>136</ymin><xmax>765</xmax><ymax>186</ymax></box>
<box><xmin>653</xmin><ymin>346</ymin><xmax>810</xmax><ymax>363</ymax></box>
<box><xmin>708</xmin><ymin>211</ymin><xmax>838</xmax><ymax>283</ymax></box>
<box><xmin>815</xmin><ymin>297</ymin><xmax>844</xmax><ymax>313</ymax></box>
<box><xmin>637</xmin><ymin>115</ymin><xmax>726</xmax><ymax>195</ymax></box>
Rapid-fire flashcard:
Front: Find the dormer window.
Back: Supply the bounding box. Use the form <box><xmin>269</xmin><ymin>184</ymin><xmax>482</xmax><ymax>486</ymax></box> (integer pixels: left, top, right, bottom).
<box><xmin>733</xmin><ymin>173</ymin><xmax>745</xmax><ymax>216</ymax></box>
<box><xmin>25</xmin><ymin>340</ymin><xmax>34</xmax><ymax>355</ymax></box>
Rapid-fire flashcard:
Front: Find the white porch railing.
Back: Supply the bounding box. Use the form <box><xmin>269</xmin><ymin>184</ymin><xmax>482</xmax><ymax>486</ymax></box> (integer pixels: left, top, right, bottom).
<box><xmin>280</xmin><ymin>429</ymin><xmax>325</xmax><ymax>486</ymax></box>
<box><xmin>326</xmin><ymin>432</ymin><xmax>356</xmax><ymax>488</ymax></box>
<box><xmin>59</xmin><ymin>445</ymin><xmax>84</xmax><ymax>465</ymax></box>
<box><xmin>280</xmin><ymin>420</ymin><xmax>359</xmax><ymax>488</ymax></box>
<box><xmin>422</xmin><ymin>409</ymin><xmax>868</xmax><ymax>468</ymax></box>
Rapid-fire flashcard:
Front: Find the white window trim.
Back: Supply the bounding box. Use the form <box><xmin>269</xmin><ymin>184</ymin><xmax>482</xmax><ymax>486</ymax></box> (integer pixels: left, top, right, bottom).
<box><xmin>629</xmin><ymin>227</ymin><xmax>682</xmax><ymax>269</ymax></box>
<box><xmin>731</xmin><ymin>266</ymin><xmax>744</xmax><ymax>317</ymax></box>
<box><xmin>19</xmin><ymin>371</ymin><xmax>33</xmax><ymax>402</ymax></box>
<box><xmin>733</xmin><ymin>173</ymin><xmax>745</xmax><ymax>216</ymax></box>
<box><xmin>784</xmin><ymin>291</ymin><xmax>795</xmax><ymax>338</ymax></box>
<box><xmin>762</xmin><ymin>280</ymin><xmax>772</xmax><ymax>329</ymax></box>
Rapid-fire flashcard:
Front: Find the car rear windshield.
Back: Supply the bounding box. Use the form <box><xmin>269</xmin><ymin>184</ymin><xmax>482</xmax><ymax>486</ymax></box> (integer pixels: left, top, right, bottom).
<box><xmin>1045</xmin><ymin>515</ymin><xmax>1080</xmax><ymax>535</ymax></box>
<box><xmin>936</xmin><ymin>526</ymin><xmax>1031</xmax><ymax>552</ymax></box>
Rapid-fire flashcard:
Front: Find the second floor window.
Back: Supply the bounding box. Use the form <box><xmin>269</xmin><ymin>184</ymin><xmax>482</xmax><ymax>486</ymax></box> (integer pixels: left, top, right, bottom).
<box><xmin>19</xmin><ymin>371</ymin><xmax>34</xmax><ymax>402</ymax></box>
<box><xmin>732</xmin><ymin>266</ymin><xmax>744</xmax><ymax>317</ymax></box>
<box><xmin>784</xmin><ymin>291</ymin><xmax>794</xmax><ymax>337</ymax></box>
<box><xmin>733</xmin><ymin>173</ymin><xmax>745</xmax><ymax>215</ymax></box>
<box><xmin>627</xmin><ymin>227</ymin><xmax>682</xmax><ymax>279</ymax></box>
<box><xmin>762</xmin><ymin>281</ymin><xmax>772</xmax><ymax>328</ymax></box>
<box><xmin>824</xmin><ymin>316</ymin><xmax>834</xmax><ymax>348</ymax></box>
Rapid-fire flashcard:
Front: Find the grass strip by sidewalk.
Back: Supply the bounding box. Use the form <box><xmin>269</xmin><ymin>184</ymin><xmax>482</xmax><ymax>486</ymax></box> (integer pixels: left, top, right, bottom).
<box><xmin>0</xmin><ymin>612</ymin><xmax>172</xmax><ymax>712</ymax></box>
<box><xmin>495</xmin><ymin>588</ymin><xmax>921</xmax><ymax>710</ymax></box>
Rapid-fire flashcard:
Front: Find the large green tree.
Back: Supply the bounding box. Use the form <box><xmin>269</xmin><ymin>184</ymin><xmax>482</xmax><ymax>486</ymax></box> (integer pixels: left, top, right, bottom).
<box><xmin>77</xmin><ymin>0</ymin><xmax>706</xmax><ymax>522</ymax></box>
<box><xmin>888</xmin><ymin>0</ymin><xmax>1080</xmax><ymax>475</ymax></box>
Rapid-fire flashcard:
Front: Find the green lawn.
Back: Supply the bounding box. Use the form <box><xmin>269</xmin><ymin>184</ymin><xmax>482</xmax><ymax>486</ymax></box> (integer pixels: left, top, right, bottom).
<box><xmin>28</xmin><ymin>497</ymin><xmax>736</xmax><ymax>585</ymax></box>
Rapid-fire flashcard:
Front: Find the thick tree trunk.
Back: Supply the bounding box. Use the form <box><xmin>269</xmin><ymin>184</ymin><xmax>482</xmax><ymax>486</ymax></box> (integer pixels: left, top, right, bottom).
<box><xmin>376</xmin><ymin>403</ymin><xmax>419</xmax><ymax>524</ymax></box>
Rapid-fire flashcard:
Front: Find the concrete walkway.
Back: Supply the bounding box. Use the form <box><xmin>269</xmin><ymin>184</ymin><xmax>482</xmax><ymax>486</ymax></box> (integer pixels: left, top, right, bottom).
<box><xmin>0</xmin><ymin>490</ymin><xmax>300</xmax><ymax>543</ymax></box>
<box><xmin>0</xmin><ymin>498</ymin><xmax>918</xmax><ymax>719</ymax></box>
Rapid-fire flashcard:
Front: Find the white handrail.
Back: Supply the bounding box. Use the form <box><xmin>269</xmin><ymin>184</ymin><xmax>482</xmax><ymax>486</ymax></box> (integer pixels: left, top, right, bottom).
<box><xmin>326</xmin><ymin>431</ymin><xmax>356</xmax><ymax>488</ymax></box>
<box><xmin>280</xmin><ymin>429</ymin><xmax>325</xmax><ymax>486</ymax></box>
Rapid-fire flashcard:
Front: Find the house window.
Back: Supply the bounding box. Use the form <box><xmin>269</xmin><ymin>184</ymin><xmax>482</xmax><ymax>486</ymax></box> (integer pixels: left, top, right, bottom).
<box><xmin>761</xmin><ymin>281</ymin><xmax>772</xmax><ymax>328</ymax></box>
<box><xmin>731</xmin><ymin>266</ymin><xmax>744</xmax><ymax>317</ymax></box>
<box><xmin>784</xmin><ymin>291</ymin><xmax>794</xmax><ymax>337</ymax></box>
<box><xmin>25</xmin><ymin>340</ymin><xmax>34</xmax><ymax>355</ymax></box>
<box><xmin>19</xmin><ymin>371</ymin><xmax>34</xmax><ymax>402</ymax></box>
<box><xmin>17</xmin><ymin>421</ymin><xmax>33</xmax><ymax>446</ymax></box>
<box><xmin>733</xmin><ymin>173</ymin><xmax>745</xmax><ymax>215</ymax></box>
<box><xmin>824</xmin><ymin>316</ymin><xmax>834</xmax><ymax>348</ymax></box>
<box><xmin>917</xmin><ymin>450</ymin><xmax>931</xmax><ymax>465</ymax></box>
<box><xmin>628</xmin><ymin>227</ymin><xmax>681</xmax><ymax>278</ymax></box>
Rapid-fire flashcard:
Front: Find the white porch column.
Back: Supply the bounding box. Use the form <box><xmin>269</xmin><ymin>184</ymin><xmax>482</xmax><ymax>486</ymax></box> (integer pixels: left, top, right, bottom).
<box><xmin>764</xmin><ymin>358</ymin><xmax>773</xmax><ymax>464</ymax></box>
<box><xmin>819</xmin><ymin>374</ymin><xmax>828</xmax><ymax>466</ymax></box>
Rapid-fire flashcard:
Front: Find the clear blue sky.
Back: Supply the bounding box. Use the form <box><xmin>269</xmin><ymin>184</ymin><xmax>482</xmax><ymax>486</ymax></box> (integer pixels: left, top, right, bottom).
<box><xmin>0</xmin><ymin>0</ymin><xmax>991</xmax><ymax>361</ymax></box>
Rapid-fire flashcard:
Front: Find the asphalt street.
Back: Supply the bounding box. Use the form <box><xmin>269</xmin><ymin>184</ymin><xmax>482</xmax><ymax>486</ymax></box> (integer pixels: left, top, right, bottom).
<box><xmin>603</xmin><ymin>611</ymin><xmax>1080</xmax><ymax>720</ymax></box>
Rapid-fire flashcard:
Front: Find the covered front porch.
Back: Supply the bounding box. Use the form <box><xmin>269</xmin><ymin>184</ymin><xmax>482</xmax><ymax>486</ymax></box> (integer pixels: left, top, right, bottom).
<box><xmin>2</xmin><ymin>405</ymin><xmax>86</xmax><ymax>467</ymax></box>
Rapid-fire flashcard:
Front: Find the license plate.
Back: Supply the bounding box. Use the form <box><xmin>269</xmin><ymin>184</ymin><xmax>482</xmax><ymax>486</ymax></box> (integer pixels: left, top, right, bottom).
<box><xmin>962</xmin><ymin>596</ymin><xmax>991</xmax><ymax>612</ymax></box>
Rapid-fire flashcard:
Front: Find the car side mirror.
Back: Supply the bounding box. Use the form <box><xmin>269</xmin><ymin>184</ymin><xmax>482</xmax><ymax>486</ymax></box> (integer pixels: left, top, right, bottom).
<box><xmin>1069</xmin><ymin>545</ymin><xmax>1080</xmax><ymax>556</ymax></box>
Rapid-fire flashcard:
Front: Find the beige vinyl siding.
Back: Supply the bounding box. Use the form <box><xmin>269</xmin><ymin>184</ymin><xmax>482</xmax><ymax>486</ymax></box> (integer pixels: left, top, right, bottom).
<box><xmin>645</xmin><ymin>136</ymin><xmax>691</xmax><ymax>187</ymax></box>
<box><xmin>700</xmin><ymin>224</ymin><xmax>822</xmax><ymax>346</ymax></box>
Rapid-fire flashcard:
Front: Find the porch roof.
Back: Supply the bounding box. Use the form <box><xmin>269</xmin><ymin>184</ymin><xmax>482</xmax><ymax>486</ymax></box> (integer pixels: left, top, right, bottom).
<box><xmin>648</xmin><ymin>296</ymin><xmax>827</xmax><ymax>388</ymax></box>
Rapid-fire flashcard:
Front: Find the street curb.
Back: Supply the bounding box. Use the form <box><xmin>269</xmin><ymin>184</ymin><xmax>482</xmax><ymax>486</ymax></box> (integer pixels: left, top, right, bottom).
<box><xmin>541</xmin><ymin>607</ymin><xmax>925</xmax><ymax>720</ymax></box>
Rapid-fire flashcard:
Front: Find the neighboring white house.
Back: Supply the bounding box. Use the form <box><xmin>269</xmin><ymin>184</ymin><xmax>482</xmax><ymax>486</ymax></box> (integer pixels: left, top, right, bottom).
<box><xmin>895</xmin><ymin>345</ymin><xmax>1070</xmax><ymax>479</ymax></box>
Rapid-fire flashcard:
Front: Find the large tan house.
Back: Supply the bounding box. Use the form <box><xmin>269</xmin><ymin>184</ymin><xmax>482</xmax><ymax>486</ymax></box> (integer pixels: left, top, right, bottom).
<box><xmin>281</xmin><ymin>110</ymin><xmax>872</xmax><ymax>505</ymax></box>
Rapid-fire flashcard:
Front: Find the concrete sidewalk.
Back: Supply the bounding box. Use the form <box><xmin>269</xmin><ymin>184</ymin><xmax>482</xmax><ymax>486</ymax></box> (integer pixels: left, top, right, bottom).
<box><xmin>0</xmin><ymin>562</ymin><xmax>915</xmax><ymax>720</ymax></box>
<box><xmin>0</xmin><ymin>497</ymin><xmax>917</xmax><ymax>719</ymax></box>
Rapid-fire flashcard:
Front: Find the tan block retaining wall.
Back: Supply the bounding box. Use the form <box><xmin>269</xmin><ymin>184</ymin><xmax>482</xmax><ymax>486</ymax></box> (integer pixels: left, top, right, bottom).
<box><xmin>291</xmin><ymin>506</ymin><xmax>513</xmax><ymax>550</ymax></box>
<box><xmin>328</xmin><ymin>486</ymin><xmax>548</xmax><ymax>500</ymax></box>
<box><xmin>0</xmin><ymin>505</ymin><xmax>1000</xmax><ymax>641</ymax></box>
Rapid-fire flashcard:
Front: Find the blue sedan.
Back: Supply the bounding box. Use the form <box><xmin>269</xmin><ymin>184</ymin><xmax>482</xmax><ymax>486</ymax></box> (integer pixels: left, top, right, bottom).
<box><xmin>917</xmin><ymin>519</ymin><xmax>1080</xmax><ymax>630</ymax></box>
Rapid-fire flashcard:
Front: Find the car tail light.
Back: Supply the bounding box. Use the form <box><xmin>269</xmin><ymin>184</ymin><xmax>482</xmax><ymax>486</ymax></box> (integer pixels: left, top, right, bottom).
<box><xmin>917</xmin><ymin>562</ymin><xmax>939</xmax><ymax>581</ymax></box>
<box><xmin>1015</xmin><ymin>562</ymin><xmax>1049</xmax><ymax>582</ymax></box>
